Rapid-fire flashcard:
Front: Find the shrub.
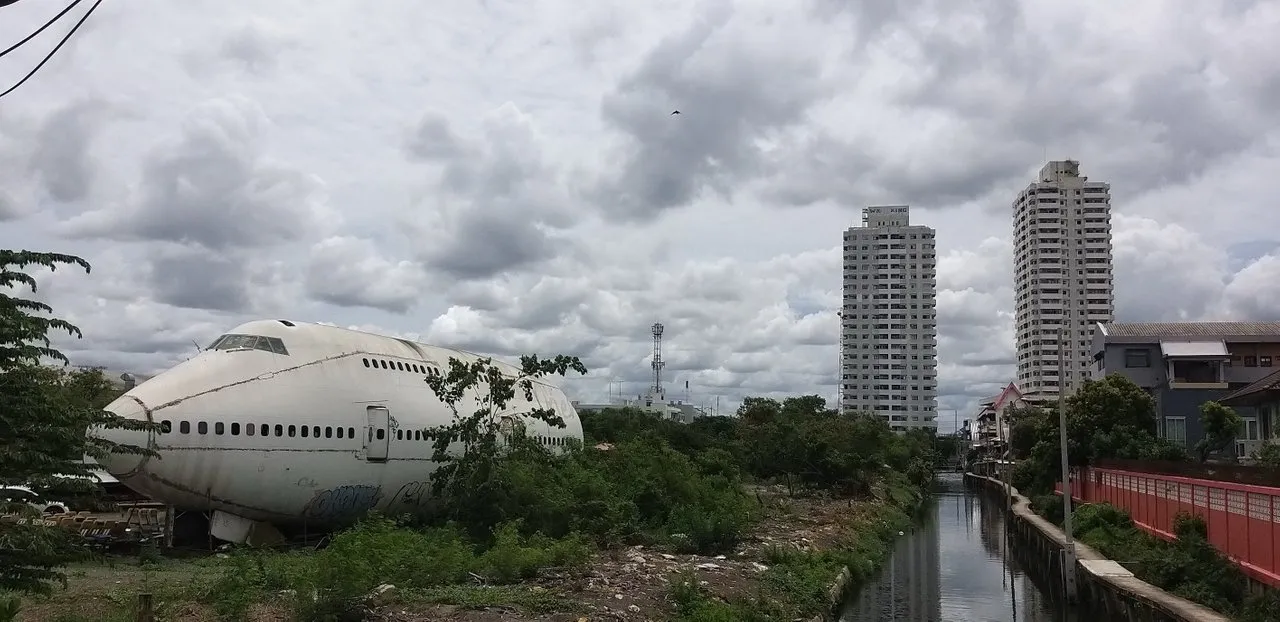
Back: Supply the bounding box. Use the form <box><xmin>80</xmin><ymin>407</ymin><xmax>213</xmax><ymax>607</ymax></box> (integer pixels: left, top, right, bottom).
<box><xmin>209</xmin><ymin>516</ymin><xmax>591</xmax><ymax>621</ymax></box>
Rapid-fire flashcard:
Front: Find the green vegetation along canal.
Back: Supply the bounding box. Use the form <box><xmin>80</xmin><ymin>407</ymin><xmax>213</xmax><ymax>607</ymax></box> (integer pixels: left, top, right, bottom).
<box><xmin>841</xmin><ymin>473</ymin><xmax>1109</xmax><ymax>621</ymax></box>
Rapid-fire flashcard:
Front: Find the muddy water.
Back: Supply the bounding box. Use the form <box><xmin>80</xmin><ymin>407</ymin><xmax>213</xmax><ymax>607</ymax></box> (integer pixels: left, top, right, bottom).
<box><xmin>839</xmin><ymin>473</ymin><xmax>1104</xmax><ymax>622</ymax></box>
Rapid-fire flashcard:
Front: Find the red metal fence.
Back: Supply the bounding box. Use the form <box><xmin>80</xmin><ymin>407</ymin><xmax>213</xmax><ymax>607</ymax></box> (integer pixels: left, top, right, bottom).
<box><xmin>1056</xmin><ymin>466</ymin><xmax>1280</xmax><ymax>588</ymax></box>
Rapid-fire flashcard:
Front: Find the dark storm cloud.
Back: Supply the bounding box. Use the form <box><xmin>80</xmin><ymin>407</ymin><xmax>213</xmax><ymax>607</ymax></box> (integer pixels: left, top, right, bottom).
<box><xmin>28</xmin><ymin>101</ymin><xmax>110</xmax><ymax>203</ymax></box>
<box><xmin>219</xmin><ymin>21</ymin><xmax>290</xmax><ymax>73</ymax></box>
<box><xmin>591</xmin><ymin>4</ymin><xmax>832</xmax><ymax>222</ymax></box>
<box><xmin>405</xmin><ymin>113</ymin><xmax>463</xmax><ymax>160</ymax></box>
<box><xmin>771</xmin><ymin>1</ymin><xmax>1280</xmax><ymax>213</ymax></box>
<box><xmin>303</xmin><ymin>236</ymin><xmax>424</xmax><ymax>314</ymax></box>
<box><xmin>0</xmin><ymin>194</ymin><xmax>19</xmax><ymax>221</ymax></box>
<box><xmin>1226</xmin><ymin>240</ymin><xmax>1280</xmax><ymax>273</ymax></box>
<box><xmin>422</xmin><ymin>215</ymin><xmax>560</xmax><ymax>280</ymax></box>
<box><xmin>147</xmin><ymin>246</ymin><xmax>251</xmax><ymax>312</ymax></box>
<box><xmin>58</xmin><ymin>97</ymin><xmax>332</xmax><ymax>251</ymax></box>
<box><xmin>405</xmin><ymin>108</ymin><xmax>575</xmax><ymax>280</ymax></box>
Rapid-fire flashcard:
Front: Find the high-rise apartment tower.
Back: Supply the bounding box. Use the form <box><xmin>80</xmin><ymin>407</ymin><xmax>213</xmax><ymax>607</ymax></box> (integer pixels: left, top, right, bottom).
<box><xmin>1013</xmin><ymin>160</ymin><xmax>1114</xmax><ymax>400</ymax></box>
<box><xmin>841</xmin><ymin>205</ymin><xmax>938</xmax><ymax>432</ymax></box>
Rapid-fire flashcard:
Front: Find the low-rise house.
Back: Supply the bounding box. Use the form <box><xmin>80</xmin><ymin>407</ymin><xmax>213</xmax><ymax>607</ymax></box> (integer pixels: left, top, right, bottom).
<box><xmin>972</xmin><ymin>383</ymin><xmax>1033</xmax><ymax>458</ymax></box>
<box><xmin>1091</xmin><ymin>321</ymin><xmax>1280</xmax><ymax>456</ymax></box>
<box><xmin>1219</xmin><ymin>369</ymin><xmax>1280</xmax><ymax>457</ymax></box>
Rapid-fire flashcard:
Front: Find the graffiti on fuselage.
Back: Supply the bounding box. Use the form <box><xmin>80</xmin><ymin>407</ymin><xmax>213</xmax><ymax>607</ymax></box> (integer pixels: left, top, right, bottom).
<box><xmin>301</xmin><ymin>484</ymin><xmax>383</xmax><ymax>521</ymax></box>
<box><xmin>386</xmin><ymin>480</ymin><xmax>432</xmax><ymax>511</ymax></box>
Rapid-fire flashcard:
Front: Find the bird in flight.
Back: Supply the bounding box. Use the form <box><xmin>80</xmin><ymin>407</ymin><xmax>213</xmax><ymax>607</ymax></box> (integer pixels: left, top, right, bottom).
<box><xmin>671</xmin><ymin>110</ymin><xmax>680</xmax><ymax>115</ymax></box>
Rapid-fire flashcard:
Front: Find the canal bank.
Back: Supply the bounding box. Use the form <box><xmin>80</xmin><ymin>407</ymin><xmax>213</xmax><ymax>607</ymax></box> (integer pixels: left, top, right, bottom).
<box><xmin>965</xmin><ymin>473</ymin><xmax>1230</xmax><ymax>622</ymax></box>
<box><xmin>839</xmin><ymin>473</ymin><xmax>1097</xmax><ymax>621</ymax></box>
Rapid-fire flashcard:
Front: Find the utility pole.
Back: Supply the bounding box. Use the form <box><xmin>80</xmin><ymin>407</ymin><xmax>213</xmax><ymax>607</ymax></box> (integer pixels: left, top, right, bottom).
<box><xmin>1058</xmin><ymin>325</ymin><xmax>1078</xmax><ymax>601</ymax></box>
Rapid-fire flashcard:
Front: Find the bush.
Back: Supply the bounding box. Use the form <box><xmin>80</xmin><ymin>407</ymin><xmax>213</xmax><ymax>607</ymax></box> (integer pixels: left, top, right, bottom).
<box><xmin>1029</xmin><ymin>494</ymin><xmax>1064</xmax><ymax>525</ymax></box>
<box><xmin>200</xmin><ymin>358</ymin><xmax>940</xmax><ymax>621</ymax></box>
<box><xmin>1061</xmin><ymin>503</ymin><xmax>1273</xmax><ymax>619</ymax></box>
<box><xmin>210</xmin><ymin>516</ymin><xmax>591</xmax><ymax>620</ymax></box>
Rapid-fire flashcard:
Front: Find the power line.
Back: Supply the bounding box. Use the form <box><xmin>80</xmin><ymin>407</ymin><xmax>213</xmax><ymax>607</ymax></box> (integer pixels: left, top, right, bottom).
<box><xmin>0</xmin><ymin>0</ymin><xmax>102</xmax><ymax>101</ymax></box>
<box><xmin>1</xmin><ymin>0</ymin><xmax>84</xmax><ymax>59</ymax></box>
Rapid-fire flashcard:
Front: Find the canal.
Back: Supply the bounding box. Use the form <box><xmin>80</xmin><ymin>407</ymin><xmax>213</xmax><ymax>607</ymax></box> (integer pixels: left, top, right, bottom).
<box><xmin>840</xmin><ymin>473</ymin><xmax>1098</xmax><ymax>621</ymax></box>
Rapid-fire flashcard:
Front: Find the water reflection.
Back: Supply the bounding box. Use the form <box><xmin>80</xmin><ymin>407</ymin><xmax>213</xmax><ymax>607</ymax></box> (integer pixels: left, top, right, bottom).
<box><xmin>840</xmin><ymin>473</ymin><xmax>1086</xmax><ymax>622</ymax></box>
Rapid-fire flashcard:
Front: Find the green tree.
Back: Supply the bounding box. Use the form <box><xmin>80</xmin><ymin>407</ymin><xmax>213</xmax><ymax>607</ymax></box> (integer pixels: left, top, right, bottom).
<box><xmin>1252</xmin><ymin>442</ymin><xmax>1280</xmax><ymax>467</ymax></box>
<box><xmin>1008</xmin><ymin>405</ymin><xmax>1050</xmax><ymax>460</ymax></box>
<box><xmin>1195</xmin><ymin>401</ymin><xmax>1243</xmax><ymax>463</ymax></box>
<box><xmin>419</xmin><ymin>353</ymin><xmax>587</xmax><ymax>535</ymax></box>
<box><xmin>0</xmin><ymin>250</ymin><xmax>157</xmax><ymax>595</ymax></box>
<box><xmin>1013</xmin><ymin>374</ymin><xmax>1188</xmax><ymax>496</ymax></box>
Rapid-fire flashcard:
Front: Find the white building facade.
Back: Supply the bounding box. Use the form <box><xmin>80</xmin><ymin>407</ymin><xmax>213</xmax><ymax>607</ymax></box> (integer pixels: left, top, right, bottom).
<box><xmin>841</xmin><ymin>205</ymin><xmax>939</xmax><ymax>432</ymax></box>
<box><xmin>1013</xmin><ymin>160</ymin><xmax>1115</xmax><ymax>401</ymax></box>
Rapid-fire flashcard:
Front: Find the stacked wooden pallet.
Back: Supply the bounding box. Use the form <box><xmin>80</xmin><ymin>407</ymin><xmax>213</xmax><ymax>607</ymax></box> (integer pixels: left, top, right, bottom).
<box><xmin>0</xmin><ymin>508</ymin><xmax>165</xmax><ymax>544</ymax></box>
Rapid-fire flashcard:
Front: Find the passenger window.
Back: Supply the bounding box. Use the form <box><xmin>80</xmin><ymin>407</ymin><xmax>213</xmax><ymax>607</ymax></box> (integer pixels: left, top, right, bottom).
<box><xmin>396</xmin><ymin>429</ymin><xmax>403</xmax><ymax>440</ymax></box>
<box><xmin>348</xmin><ymin>427</ymin><xmax>355</xmax><ymax>438</ymax></box>
<box><xmin>398</xmin><ymin>362</ymin><xmax>405</xmax><ymax>371</ymax></box>
<box><xmin>260</xmin><ymin>424</ymin><xmax>269</xmax><ymax>436</ymax></box>
<box><xmin>325</xmin><ymin>427</ymin><xmax>333</xmax><ymax>439</ymax></box>
<box><xmin>363</xmin><ymin>358</ymin><xmax>370</xmax><ymax>367</ymax></box>
<box><xmin>198</xmin><ymin>421</ymin><xmax>208</xmax><ymax>434</ymax></box>
<box><xmin>231</xmin><ymin>422</ymin><xmax>240</xmax><ymax>435</ymax></box>
<box><xmin>275</xmin><ymin>424</ymin><xmax>283</xmax><ymax>436</ymax></box>
<box><xmin>379</xmin><ymin>360</ymin><xmax>388</xmax><ymax>369</ymax></box>
<box><xmin>376</xmin><ymin>429</ymin><xmax>385</xmax><ymax>440</ymax></box>
<box><xmin>288</xmin><ymin>425</ymin><xmax>296</xmax><ymax>437</ymax></box>
<box><xmin>179</xmin><ymin>421</ymin><xmax>189</xmax><ymax>434</ymax></box>
<box><xmin>313</xmin><ymin>426</ymin><xmax>320</xmax><ymax>437</ymax></box>
<box><xmin>336</xmin><ymin>427</ymin><xmax>344</xmax><ymax>439</ymax></box>
<box><xmin>246</xmin><ymin>424</ymin><xmax>255</xmax><ymax>437</ymax></box>
<box><xmin>160</xmin><ymin>420</ymin><xmax>172</xmax><ymax>434</ymax></box>
<box><xmin>301</xmin><ymin>425</ymin><xmax>309</xmax><ymax>438</ymax></box>
<box><xmin>215</xmin><ymin>422</ymin><xmax>224</xmax><ymax>435</ymax></box>
<box><xmin>413</xmin><ymin>430</ymin><xmax>421</xmax><ymax>441</ymax></box>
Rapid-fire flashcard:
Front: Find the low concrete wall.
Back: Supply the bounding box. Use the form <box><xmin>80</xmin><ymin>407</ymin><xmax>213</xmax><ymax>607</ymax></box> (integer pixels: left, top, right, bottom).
<box><xmin>965</xmin><ymin>473</ymin><xmax>1229</xmax><ymax>622</ymax></box>
<box><xmin>809</xmin><ymin>566</ymin><xmax>853</xmax><ymax>622</ymax></box>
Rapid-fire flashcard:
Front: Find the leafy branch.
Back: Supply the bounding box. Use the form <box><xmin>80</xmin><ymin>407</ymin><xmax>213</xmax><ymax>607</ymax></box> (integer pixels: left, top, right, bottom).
<box><xmin>421</xmin><ymin>353</ymin><xmax>588</xmax><ymax>501</ymax></box>
<box><xmin>0</xmin><ymin>249</ymin><xmax>162</xmax><ymax>595</ymax></box>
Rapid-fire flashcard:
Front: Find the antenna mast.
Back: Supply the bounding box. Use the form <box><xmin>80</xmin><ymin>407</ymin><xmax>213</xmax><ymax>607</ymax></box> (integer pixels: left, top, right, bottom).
<box><xmin>650</xmin><ymin>322</ymin><xmax>666</xmax><ymax>399</ymax></box>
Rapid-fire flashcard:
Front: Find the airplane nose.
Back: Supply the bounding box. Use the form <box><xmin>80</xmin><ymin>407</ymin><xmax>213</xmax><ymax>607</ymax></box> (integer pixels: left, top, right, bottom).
<box><xmin>90</xmin><ymin>395</ymin><xmax>155</xmax><ymax>479</ymax></box>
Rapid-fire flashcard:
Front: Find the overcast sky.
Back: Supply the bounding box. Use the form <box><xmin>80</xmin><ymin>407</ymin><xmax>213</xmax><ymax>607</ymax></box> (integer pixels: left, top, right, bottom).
<box><xmin>3</xmin><ymin>0</ymin><xmax>1279</xmax><ymax>433</ymax></box>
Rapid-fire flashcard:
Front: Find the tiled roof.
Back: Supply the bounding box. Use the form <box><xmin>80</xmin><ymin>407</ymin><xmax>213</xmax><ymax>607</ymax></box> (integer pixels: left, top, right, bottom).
<box><xmin>1102</xmin><ymin>322</ymin><xmax>1280</xmax><ymax>339</ymax></box>
<box><xmin>1221</xmin><ymin>369</ymin><xmax>1280</xmax><ymax>404</ymax></box>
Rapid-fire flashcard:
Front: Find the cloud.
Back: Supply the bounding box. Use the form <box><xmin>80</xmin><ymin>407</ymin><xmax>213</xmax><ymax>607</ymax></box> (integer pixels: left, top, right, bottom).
<box><xmin>305</xmin><ymin>236</ymin><xmax>426</xmax><ymax>313</ymax></box>
<box><xmin>0</xmin><ymin>0</ymin><xmax>1277</xmax><ymax>436</ymax></box>
<box><xmin>58</xmin><ymin>96</ymin><xmax>338</xmax><ymax>251</ymax></box>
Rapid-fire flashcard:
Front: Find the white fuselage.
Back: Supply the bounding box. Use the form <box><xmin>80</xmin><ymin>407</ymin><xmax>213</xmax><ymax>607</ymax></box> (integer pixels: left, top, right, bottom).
<box><xmin>92</xmin><ymin>319</ymin><xmax>583</xmax><ymax>527</ymax></box>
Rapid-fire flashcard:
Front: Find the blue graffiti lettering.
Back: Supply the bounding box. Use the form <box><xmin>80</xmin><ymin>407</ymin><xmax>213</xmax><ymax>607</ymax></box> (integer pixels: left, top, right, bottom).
<box><xmin>302</xmin><ymin>484</ymin><xmax>383</xmax><ymax>521</ymax></box>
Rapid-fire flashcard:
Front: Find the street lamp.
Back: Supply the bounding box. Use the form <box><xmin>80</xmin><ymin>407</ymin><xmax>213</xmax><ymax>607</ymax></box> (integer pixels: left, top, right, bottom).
<box><xmin>1058</xmin><ymin>325</ymin><xmax>1078</xmax><ymax>601</ymax></box>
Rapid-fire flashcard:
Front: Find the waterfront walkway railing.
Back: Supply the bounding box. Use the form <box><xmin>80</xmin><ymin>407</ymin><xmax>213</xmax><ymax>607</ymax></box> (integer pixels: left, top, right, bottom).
<box><xmin>1056</xmin><ymin>464</ymin><xmax>1280</xmax><ymax>589</ymax></box>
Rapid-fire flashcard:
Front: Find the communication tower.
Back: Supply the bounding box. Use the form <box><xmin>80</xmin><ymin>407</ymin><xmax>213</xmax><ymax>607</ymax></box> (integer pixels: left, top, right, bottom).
<box><xmin>650</xmin><ymin>322</ymin><xmax>666</xmax><ymax>399</ymax></box>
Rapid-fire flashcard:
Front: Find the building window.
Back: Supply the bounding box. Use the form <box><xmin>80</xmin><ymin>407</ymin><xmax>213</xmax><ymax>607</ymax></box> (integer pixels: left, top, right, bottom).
<box><xmin>1164</xmin><ymin>417</ymin><xmax>1187</xmax><ymax>447</ymax></box>
<box><xmin>1124</xmin><ymin>349</ymin><xmax>1150</xmax><ymax>368</ymax></box>
<box><xmin>1244</xmin><ymin>417</ymin><xmax>1260</xmax><ymax>441</ymax></box>
<box><xmin>1245</xmin><ymin>356</ymin><xmax>1257</xmax><ymax>367</ymax></box>
<box><xmin>1262</xmin><ymin>356</ymin><xmax>1273</xmax><ymax>368</ymax></box>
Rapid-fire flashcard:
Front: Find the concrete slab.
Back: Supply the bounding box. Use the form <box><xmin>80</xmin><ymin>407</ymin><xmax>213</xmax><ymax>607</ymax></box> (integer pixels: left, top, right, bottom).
<box><xmin>1080</xmin><ymin>559</ymin><xmax>1134</xmax><ymax>578</ymax></box>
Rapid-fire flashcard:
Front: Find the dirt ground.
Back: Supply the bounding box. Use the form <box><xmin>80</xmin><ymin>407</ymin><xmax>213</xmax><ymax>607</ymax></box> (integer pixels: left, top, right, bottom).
<box><xmin>16</xmin><ymin>487</ymin><xmax>858</xmax><ymax>622</ymax></box>
<box><xmin>375</xmin><ymin>487</ymin><xmax>858</xmax><ymax>622</ymax></box>
<box><xmin>14</xmin><ymin>559</ymin><xmax>287</xmax><ymax>622</ymax></box>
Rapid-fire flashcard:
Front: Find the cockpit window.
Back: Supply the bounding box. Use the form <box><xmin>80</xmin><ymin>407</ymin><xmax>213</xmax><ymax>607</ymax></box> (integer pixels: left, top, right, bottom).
<box><xmin>207</xmin><ymin>334</ymin><xmax>289</xmax><ymax>355</ymax></box>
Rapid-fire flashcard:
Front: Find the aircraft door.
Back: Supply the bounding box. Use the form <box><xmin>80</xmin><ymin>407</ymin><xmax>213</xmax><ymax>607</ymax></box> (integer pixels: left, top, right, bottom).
<box><xmin>365</xmin><ymin>406</ymin><xmax>390</xmax><ymax>462</ymax></box>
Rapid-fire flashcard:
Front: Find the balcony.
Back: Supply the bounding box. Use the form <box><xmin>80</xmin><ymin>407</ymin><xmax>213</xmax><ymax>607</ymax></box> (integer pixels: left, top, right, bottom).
<box><xmin>1161</xmin><ymin>340</ymin><xmax>1230</xmax><ymax>390</ymax></box>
